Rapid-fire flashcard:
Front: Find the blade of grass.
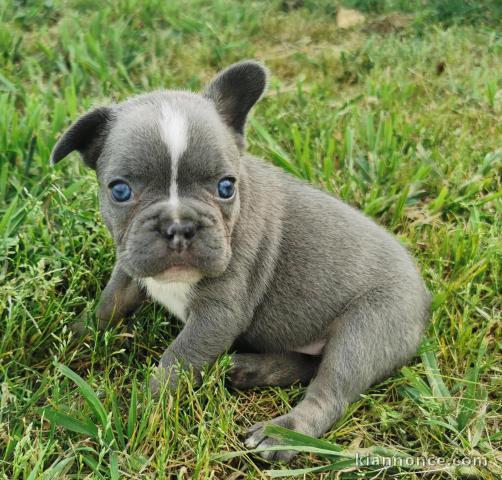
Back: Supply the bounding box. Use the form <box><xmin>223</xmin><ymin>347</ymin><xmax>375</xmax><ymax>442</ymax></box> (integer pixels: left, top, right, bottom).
<box><xmin>265</xmin><ymin>460</ymin><xmax>356</xmax><ymax>478</ymax></box>
<box><xmin>263</xmin><ymin>424</ymin><xmax>343</xmax><ymax>452</ymax></box>
<box><xmin>110</xmin><ymin>451</ymin><xmax>119</xmax><ymax>480</ymax></box>
<box><xmin>421</xmin><ymin>351</ymin><xmax>453</xmax><ymax>408</ymax></box>
<box><xmin>42</xmin><ymin>408</ymin><xmax>98</xmax><ymax>437</ymax></box>
<box><xmin>457</xmin><ymin>340</ymin><xmax>488</xmax><ymax>432</ymax></box>
<box><xmin>42</xmin><ymin>457</ymin><xmax>74</xmax><ymax>479</ymax></box>
<box><xmin>26</xmin><ymin>443</ymin><xmax>50</xmax><ymax>480</ymax></box>
<box><xmin>110</xmin><ymin>391</ymin><xmax>126</xmax><ymax>450</ymax></box>
<box><xmin>56</xmin><ymin>363</ymin><xmax>107</xmax><ymax>427</ymax></box>
<box><xmin>127</xmin><ymin>376</ymin><xmax>137</xmax><ymax>440</ymax></box>
<box><xmin>55</xmin><ymin>362</ymin><xmax>113</xmax><ymax>445</ymax></box>
<box><xmin>250</xmin><ymin>118</ymin><xmax>301</xmax><ymax>176</ymax></box>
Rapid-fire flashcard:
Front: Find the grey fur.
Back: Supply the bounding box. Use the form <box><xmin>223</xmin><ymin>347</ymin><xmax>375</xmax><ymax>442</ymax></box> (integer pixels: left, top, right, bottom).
<box><xmin>229</xmin><ymin>352</ymin><xmax>320</xmax><ymax>388</ymax></box>
<box><xmin>51</xmin><ymin>60</ymin><xmax>431</xmax><ymax>462</ymax></box>
<box><xmin>95</xmin><ymin>263</ymin><xmax>145</xmax><ymax>328</ymax></box>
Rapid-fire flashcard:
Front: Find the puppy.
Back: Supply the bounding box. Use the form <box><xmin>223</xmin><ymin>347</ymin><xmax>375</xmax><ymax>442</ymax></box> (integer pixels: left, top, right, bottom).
<box><xmin>51</xmin><ymin>61</ymin><xmax>431</xmax><ymax>462</ymax></box>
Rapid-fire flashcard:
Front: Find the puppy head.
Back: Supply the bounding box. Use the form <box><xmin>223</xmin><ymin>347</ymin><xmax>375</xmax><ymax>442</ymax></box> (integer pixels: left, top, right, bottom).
<box><xmin>51</xmin><ymin>61</ymin><xmax>267</xmax><ymax>282</ymax></box>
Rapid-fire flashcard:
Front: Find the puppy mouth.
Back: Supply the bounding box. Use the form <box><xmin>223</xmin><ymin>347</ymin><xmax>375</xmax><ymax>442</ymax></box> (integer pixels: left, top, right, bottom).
<box><xmin>151</xmin><ymin>263</ymin><xmax>203</xmax><ymax>283</ymax></box>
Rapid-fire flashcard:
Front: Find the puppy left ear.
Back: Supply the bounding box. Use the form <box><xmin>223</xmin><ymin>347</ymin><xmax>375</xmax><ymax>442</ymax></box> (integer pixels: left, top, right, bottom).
<box><xmin>50</xmin><ymin>106</ymin><xmax>113</xmax><ymax>169</ymax></box>
<box><xmin>204</xmin><ymin>60</ymin><xmax>267</xmax><ymax>144</ymax></box>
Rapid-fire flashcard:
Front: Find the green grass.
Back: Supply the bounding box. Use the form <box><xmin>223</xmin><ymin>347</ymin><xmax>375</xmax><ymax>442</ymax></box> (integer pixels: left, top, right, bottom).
<box><xmin>1</xmin><ymin>0</ymin><xmax>501</xmax><ymax>478</ymax></box>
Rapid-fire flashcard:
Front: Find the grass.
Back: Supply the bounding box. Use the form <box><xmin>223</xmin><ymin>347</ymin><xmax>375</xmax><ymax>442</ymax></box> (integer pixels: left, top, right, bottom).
<box><xmin>0</xmin><ymin>0</ymin><xmax>501</xmax><ymax>478</ymax></box>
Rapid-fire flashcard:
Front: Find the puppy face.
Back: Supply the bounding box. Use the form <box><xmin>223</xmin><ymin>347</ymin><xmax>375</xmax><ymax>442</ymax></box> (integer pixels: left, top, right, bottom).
<box><xmin>51</xmin><ymin>61</ymin><xmax>267</xmax><ymax>283</ymax></box>
<box><xmin>98</xmin><ymin>93</ymin><xmax>240</xmax><ymax>281</ymax></box>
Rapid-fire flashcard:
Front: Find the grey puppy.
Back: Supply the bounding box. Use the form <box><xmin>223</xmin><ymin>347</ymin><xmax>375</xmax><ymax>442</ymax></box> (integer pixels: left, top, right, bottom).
<box><xmin>51</xmin><ymin>61</ymin><xmax>431</xmax><ymax>462</ymax></box>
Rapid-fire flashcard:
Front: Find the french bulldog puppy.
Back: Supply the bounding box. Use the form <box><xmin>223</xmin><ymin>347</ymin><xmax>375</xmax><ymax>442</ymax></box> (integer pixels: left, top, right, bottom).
<box><xmin>51</xmin><ymin>61</ymin><xmax>431</xmax><ymax>462</ymax></box>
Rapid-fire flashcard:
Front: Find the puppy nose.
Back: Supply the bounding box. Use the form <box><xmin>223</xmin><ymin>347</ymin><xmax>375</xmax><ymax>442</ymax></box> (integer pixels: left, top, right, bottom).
<box><xmin>163</xmin><ymin>220</ymin><xmax>196</xmax><ymax>251</ymax></box>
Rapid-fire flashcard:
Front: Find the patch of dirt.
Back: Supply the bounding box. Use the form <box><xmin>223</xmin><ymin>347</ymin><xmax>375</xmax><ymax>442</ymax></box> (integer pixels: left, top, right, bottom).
<box><xmin>336</xmin><ymin>7</ymin><xmax>366</xmax><ymax>29</ymax></box>
<box><xmin>367</xmin><ymin>12</ymin><xmax>413</xmax><ymax>34</ymax></box>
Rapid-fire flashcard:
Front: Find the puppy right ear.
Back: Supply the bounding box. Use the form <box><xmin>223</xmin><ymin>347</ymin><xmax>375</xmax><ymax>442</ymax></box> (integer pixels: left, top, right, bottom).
<box><xmin>50</xmin><ymin>107</ymin><xmax>113</xmax><ymax>169</ymax></box>
<box><xmin>204</xmin><ymin>60</ymin><xmax>267</xmax><ymax>147</ymax></box>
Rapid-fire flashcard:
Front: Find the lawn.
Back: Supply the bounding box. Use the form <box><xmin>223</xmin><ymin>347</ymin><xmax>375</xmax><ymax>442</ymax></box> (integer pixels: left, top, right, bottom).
<box><xmin>0</xmin><ymin>0</ymin><xmax>501</xmax><ymax>478</ymax></box>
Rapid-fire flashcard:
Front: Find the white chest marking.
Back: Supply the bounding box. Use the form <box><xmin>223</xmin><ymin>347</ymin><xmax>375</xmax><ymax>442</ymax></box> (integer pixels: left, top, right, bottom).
<box><xmin>142</xmin><ymin>278</ymin><xmax>192</xmax><ymax>323</ymax></box>
<box><xmin>158</xmin><ymin>104</ymin><xmax>188</xmax><ymax>215</ymax></box>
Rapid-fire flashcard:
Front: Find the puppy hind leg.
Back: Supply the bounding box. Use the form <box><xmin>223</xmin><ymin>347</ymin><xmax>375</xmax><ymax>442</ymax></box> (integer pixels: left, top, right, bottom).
<box><xmin>228</xmin><ymin>352</ymin><xmax>320</xmax><ymax>389</ymax></box>
<box><xmin>245</xmin><ymin>288</ymin><xmax>428</xmax><ymax>462</ymax></box>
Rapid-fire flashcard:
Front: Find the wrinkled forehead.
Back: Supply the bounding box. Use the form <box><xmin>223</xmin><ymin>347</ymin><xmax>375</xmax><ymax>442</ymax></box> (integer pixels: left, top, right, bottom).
<box><xmin>99</xmin><ymin>92</ymin><xmax>238</xmax><ymax>180</ymax></box>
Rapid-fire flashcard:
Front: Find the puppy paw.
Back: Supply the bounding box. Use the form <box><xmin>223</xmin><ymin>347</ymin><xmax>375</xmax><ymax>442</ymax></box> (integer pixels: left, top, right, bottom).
<box><xmin>244</xmin><ymin>414</ymin><xmax>299</xmax><ymax>463</ymax></box>
<box><xmin>228</xmin><ymin>354</ymin><xmax>260</xmax><ymax>389</ymax></box>
<box><xmin>149</xmin><ymin>364</ymin><xmax>180</xmax><ymax>397</ymax></box>
<box><xmin>149</xmin><ymin>375</ymin><xmax>161</xmax><ymax>397</ymax></box>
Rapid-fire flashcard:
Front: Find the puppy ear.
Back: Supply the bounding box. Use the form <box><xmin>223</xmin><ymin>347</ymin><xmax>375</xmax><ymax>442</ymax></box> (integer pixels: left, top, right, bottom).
<box><xmin>50</xmin><ymin>107</ymin><xmax>113</xmax><ymax>169</ymax></box>
<box><xmin>204</xmin><ymin>60</ymin><xmax>267</xmax><ymax>140</ymax></box>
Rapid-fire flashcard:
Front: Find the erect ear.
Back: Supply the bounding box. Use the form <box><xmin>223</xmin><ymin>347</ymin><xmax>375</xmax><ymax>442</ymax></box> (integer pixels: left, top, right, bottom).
<box><xmin>204</xmin><ymin>60</ymin><xmax>267</xmax><ymax>142</ymax></box>
<box><xmin>50</xmin><ymin>106</ymin><xmax>113</xmax><ymax>169</ymax></box>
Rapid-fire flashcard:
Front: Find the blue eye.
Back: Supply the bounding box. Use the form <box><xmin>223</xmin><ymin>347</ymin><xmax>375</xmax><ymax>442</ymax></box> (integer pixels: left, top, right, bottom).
<box><xmin>110</xmin><ymin>181</ymin><xmax>132</xmax><ymax>202</ymax></box>
<box><xmin>217</xmin><ymin>177</ymin><xmax>236</xmax><ymax>199</ymax></box>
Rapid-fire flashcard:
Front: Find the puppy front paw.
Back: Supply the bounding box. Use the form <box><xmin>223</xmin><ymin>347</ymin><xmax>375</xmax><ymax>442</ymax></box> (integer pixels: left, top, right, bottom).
<box><xmin>244</xmin><ymin>414</ymin><xmax>299</xmax><ymax>463</ymax></box>
<box><xmin>148</xmin><ymin>373</ymin><xmax>162</xmax><ymax>396</ymax></box>
<box><xmin>149</xmin><ymin>363</ymin><xmax>180</xmax><ymax>396</ymax></box>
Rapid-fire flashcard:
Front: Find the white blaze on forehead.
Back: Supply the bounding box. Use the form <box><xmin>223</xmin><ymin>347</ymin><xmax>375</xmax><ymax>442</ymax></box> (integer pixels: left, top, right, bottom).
<box><xmin>159</xmin><ymin>103</ymin><xmax>188</xmax><ymax>212</ymax></box>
